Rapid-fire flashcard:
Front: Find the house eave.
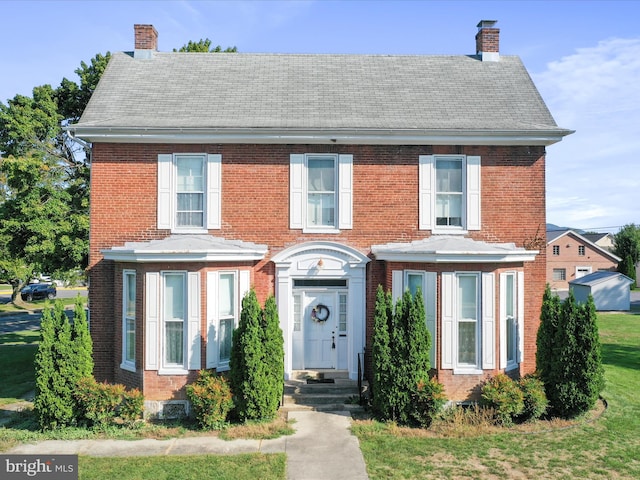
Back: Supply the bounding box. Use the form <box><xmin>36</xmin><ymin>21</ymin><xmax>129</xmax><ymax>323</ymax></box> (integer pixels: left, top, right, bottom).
<box><xmin>101</xmin><ymin>250</ymin><xmax>267</xmax><ymax>263</ymax></box>
<box><xmin>372</xmin><ymin>251</ymin><xmax>539</xmax><ymax>263</ymax></box>
<box><xmin>67</xmin><ymin>126</ymin><xmax>573</xmax><ymax>146</ymax></box>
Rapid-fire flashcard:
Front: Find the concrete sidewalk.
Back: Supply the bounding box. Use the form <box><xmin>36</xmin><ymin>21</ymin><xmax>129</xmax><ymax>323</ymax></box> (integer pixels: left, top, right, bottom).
<box><xmin>6</xmin><ymin>410</ymin><xmax>369</xmax><ymax>480</ymax></box>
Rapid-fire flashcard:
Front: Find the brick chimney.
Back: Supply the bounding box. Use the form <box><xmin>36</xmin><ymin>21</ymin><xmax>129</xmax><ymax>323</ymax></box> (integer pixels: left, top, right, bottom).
<box><xmin>134</xmin><ymin>24</ymin><xmax>158</xmax><ymax>59</ymax></box>
<box><xmin>475</xmin><ymin>20</ymin><xmax>499</xmax><ymax>62</ymax></box>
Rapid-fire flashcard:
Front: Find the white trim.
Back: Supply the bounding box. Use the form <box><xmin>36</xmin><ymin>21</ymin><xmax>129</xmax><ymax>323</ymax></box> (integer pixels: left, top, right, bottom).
<box><xmin>205</xmin><ymin>271</ymin><xmax>219</xmax><ymax>369</ymax></box>
<box><xmin>272</xmin><ymin>241</ymin><xmax>369</xmax><ymax>381</ymax></box>
<box><xmin>441</xmin><ymin>272</ymin><xmax>454</xmax><ymax>369</ymax></box>
<box><xmin>69</xmin><ymin>127</ymin><xmax>572</xmax><ymax>146</ymax></box>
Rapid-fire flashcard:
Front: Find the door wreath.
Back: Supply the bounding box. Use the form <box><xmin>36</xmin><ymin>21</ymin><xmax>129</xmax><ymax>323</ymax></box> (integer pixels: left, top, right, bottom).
<box><xmin>311</xmin><ymin>304</ymin><xmax>330</xmax><ymax>323</ymax></box>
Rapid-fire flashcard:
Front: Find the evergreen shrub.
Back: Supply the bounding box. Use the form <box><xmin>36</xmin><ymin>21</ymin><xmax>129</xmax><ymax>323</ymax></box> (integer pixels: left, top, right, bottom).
<box><xmin>480</xmin><ymin>374</ymin><xmax>524</xmax><ymax>426</ymax></box>
<box><xmin>186</xmin><ymin>370</ymin><xmax>234</xmax><ymax>430</ymax></box>
<box><xmin>409</xmin><ymin>377</ymin><xmax>447</xmax><ymax>428</ymax></box>
<box><xmin>74</xmin><ymin>377</ymin><xmax>144</xmax><ymax>428</ymax></box>
<box><xmin>517</xmin><ymin>374</ymin><xmax>548</xmax><ymax>422</ymax></box>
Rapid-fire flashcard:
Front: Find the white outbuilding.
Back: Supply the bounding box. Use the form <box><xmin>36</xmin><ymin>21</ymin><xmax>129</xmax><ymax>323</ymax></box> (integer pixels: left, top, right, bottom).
<box><xmin>569</xmin><ymin>271</ymin><xmax>634</xmax><ymax>311</ymax></box>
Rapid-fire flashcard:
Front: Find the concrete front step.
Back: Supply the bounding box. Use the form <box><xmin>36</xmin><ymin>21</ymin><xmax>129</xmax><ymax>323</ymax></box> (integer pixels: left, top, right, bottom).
<box><xmin>282</xmin><ymin>369</ymin><xmax>364</xmax><ymax>413</ymax></box>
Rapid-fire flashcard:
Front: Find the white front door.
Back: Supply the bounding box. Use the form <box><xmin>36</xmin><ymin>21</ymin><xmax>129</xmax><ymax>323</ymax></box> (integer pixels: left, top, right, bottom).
<box><xmin>304</xmin><ymin>291</ymin><xmax>336</xmax><ymax>368</ymax></box>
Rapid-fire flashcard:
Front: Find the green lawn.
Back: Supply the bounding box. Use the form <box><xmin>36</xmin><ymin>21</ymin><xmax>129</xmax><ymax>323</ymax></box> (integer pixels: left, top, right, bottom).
<box><xmin>2</xmin><ymin>310</ymin><xmax>638</xmax><ymax>479</ymax></box>
<box><xmin>353</xmin><ymin>311</ymin><xmax>640</xmax><ymax>479</ymax></box>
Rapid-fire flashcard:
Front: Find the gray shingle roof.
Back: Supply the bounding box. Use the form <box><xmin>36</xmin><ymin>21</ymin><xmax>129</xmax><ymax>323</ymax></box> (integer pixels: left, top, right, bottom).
<box><xmin>74</xmin><ymin>51</ymin><xmax>568</xmax><ymax>137</ymax></box>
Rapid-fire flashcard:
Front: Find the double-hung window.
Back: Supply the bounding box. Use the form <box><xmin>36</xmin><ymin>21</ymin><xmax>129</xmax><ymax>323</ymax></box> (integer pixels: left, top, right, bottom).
<box><xmin>307</xmin><ymin>156</ymin><xmax>336</xmax><ymax>228</ymax></box>
<box><xmin>121</xmin><ymin>270</ymin><xmax>136</xmax><ymax>372</ymax></box>
<box><xmin>419</xmin><ymin>155</ymin><xmax>481</xmax><ymax>232</ymax></box>
<box><xmin>206</xmin><ymin>270</ymin><xmax>250</xmax><ymax>370</ymax></box>
<box><xmin>500</xmin><ymin>271</ymin><xmax>524</xmax><ymax>369</ymax></box>
<box><xmin>290</xmin><ymin>153</ymin><xmax>353</xmax><ymax>232</ymax></box>
<box><xmin>391</xmin><ymin>270</ymin><xmax>437</xmax><ymax>368</ymax></box>
<box><xmin>436</xmin><ymin>158</ymin><xmax>463</xmax><ymax>227</ymax></box>
<box><xmin>441</xmin><ymin>272</ymin><xmax>496</xmax><ymax>372</ymax></box>
<box><xmin>145</xmin><ymin>271</ymin><xmax>201</xmax><ymax>374</ymax></box>
<box><xmin>163</xmin><ymin>273</ymin><xmax>186</xmax><ymax>368</ymax></box>
<box><xmin>157</xmin><ymin>153</ymin><xmax>221</xmax><ymax>232</ymax></box>
<box><xmin>502</xmin><ymin>273</ymin><xmax>517</xmax><ymax>368</ymax></box>
<box><xmin>457</xmin><ymin>274</ymin><xmax>479</xmax><ymax>367</ymax></box>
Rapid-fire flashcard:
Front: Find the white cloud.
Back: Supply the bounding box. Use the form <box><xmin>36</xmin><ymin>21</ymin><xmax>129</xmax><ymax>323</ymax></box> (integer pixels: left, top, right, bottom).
<box><xmin>534</xmin><ymin>37</ymin><xmax>640</xmax><ymax>232</ymax></box>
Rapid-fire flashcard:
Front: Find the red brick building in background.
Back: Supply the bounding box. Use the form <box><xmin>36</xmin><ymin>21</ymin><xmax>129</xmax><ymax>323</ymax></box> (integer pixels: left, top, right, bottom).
<box><xmin>70</xmin><ymin>21</ymin><xmax>572</xmax><ymax>415</ymax></box>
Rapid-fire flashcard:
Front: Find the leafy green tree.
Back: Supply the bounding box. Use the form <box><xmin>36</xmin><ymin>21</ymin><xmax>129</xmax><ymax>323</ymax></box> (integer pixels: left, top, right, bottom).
<box><xmin>536</xmin><ymin>285</ymin><xmax>561</xmax><ymax>382</ymax></box>
<box><xmin>614</xmin><ymin>224</ymin><xmax>640</xmax><ymax>286</ymax></box>
<box><xmin>173</xmin><ymin>39</ymin><xmax>237</xmax><ymax>53</ymax></box>
<box><xmin>0</xmin><ymin>153</ymin><xmax>88</xmax><ymax>302</ymax></box>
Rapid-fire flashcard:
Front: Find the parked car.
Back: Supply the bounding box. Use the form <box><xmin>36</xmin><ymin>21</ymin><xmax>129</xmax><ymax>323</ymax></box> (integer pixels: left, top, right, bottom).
<box><xmin>21</xmin><ymin>283</ymin><xmax>57</xmax><ymax>301</ymax></box>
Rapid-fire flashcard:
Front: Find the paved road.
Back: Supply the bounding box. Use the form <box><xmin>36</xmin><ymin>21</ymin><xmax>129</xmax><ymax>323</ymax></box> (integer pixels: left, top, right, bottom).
<box><xmin>0</xmin><ymin>289</ymin><xmax>86</xmax><ymax>335</ymax></box>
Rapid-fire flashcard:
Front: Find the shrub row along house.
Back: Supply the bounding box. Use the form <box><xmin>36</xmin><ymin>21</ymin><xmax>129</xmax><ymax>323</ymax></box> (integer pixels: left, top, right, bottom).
<box><xmin>69</xmin><ymin>21</ymin><xmax>572</xmax><ymax>416</ymax></box>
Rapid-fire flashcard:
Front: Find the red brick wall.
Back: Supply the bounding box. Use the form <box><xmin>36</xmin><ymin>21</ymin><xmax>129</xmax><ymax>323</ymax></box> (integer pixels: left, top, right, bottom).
<box><xmin>89</xmin><ymin>143</ymin><xmax>547</xmax><ymax>400</ymax></box>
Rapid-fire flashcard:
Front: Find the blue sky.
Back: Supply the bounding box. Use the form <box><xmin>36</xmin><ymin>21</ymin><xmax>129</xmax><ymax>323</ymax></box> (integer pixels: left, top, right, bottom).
<box><xmin>1</xmin><ymin>0</ymin><xmax>639</xmax><ymax>233</ymax></box>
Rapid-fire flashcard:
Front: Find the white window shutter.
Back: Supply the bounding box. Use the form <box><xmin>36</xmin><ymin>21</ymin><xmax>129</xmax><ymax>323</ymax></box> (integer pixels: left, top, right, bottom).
<box><xmin>425</xmin><ymin>272</ymin><xmax>437</xmax><ymax>369</ymax></box>
<box><xmin>206</xmin><ymin>272</ymin><xmax>219</xmax><ymax>369</ymax></box>
<box><xmin>517</xmin><ymin>271</ymin><xmax>525</xmax><ymax>363</ymax></box>
<box><xmin>467</xmin><ymin>156</ymin><xmax>481</xmax><ymax>230</ymax></box>
<box><xmin>391</xmin><ymin>270</ymin><xmax>403</xmax><ymax>303</ymax></box>
<box><xmin>418</xmin><ymin>155</ymin><xmax>434</xmax><ymax>230</ymax></box>
<box><xmin>157</xmin><ymin>154</ymin><xmax>173</xmax><ymax>230</ymax></box>
<box><xmin>441</xmin><ymin>272</ymin><xmax>454</xmax><ymax>369</ymax></box>
<box><xmin>499</xmin><ymin>272</ymin><xmax>508</xmax><ymax>369</ymax></box>
<box><xmin>338</xmin><ymin>154</ymin><xmax>353</xmax><ymax>229</ymax></box>
<box><xmin>482</xmin><ymin>272</ymin><xmax>496</xmax><ymax>369</ymax></box>
<box><xmin>290</xmin><ymin>154</ymin><xmax>304</xmax><ymax>229</ymax></box>
<box><xmin>187</xmin><ymin>272</ymin><xmax>201</xmax><ymax>370</ymax></box>
<box><xmin>207</xmin><ymin>154</ymin><xmax>222</xmax><ymax>229</ymax></box>
<box><xmin>145</xmin><ymin>272</ymin><xmax>160</xmax><ymax>371</ymax></box>
<box><xmin>239</xmin><ymin>270</ymin><xmax>251</xmax><ymax>300</ymax></box>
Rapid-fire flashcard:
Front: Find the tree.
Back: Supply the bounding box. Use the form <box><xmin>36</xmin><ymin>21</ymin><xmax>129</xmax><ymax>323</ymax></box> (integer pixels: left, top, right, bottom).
<box><xmin>543</xmin><ymin>291</ymin><xmax>605</xmax><ymax>418</ymax></box>
<box><xmin>34</xmin><ymin>299</ymin><xmax>94</xmax><ymax>430</ymax></box>
<box><xmin>0</xmin><ymin>153</ymin><xmax>88</xmax><ymax>302</ymax></box>
<box><xmin>536</xmin><ymin>284</ymin><xmax>561</xmax><ymax>382</ymax></box>
<box><xmin>372</xmin><ymin>285</ymin><xmax>394</xmax><ymax>420</ymax></box>
<box><xmin>371</xmin><ymin>285</ymin><xmax>438</xmax><ymax>426</ymax></box>
<box><xmin>34</xmin><ymin>302</ymin><xmax>74</xmax><ymax>429</ymax></box>
<box><xmin>229</xmin><ymin>289</ymin><xmax>273</xmax><ymax>421</ymax></box>
<box><xmin>173</xmin><ymin>39</ymin><xmax>237</xmax><ymax>53</ymax></box>
<box><xmin>613</xmin><ymin>224</ymin><xmax>640</xmax><ymax>287</ymax></box>
<box><xmin>261</xmin><ymin>295</ymin><xmax>285</xmax><ymax>416</ymax></box>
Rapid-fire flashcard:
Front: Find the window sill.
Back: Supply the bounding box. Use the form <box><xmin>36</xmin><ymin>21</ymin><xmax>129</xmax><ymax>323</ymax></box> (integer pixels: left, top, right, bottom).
<box><xmin>302</xmin><ymin>227</ymin><xmax>341</xmax><ymax>234</ymax></box>
<box><xmin>171</xmin><ymin>228</ymin><xmax>209</xmax><ymax>234</ymax></box>
<box><xmin>158</xmin><ymin>368</ymin><xmax>189</xmax><ymax>376</ymax></box>
<box><xmin>216</xmin><ymin>364</ymin><xmax>230</xmax><ymax>373</ymax></box>
<box><xmin>431</xmin><ymin>228</ymin><xmax>469</xmax><ymax>235</ymax></box>
<box><xmin>453</xmin><ymin>368</ymin><xmax>483</xmax><ymax>375</ymax></box>
<box><xmin>505</xmin><ymin>363</ymin><xmax>519</xmax><ymax>372</ymax></box>
<box><xmin>120</xmin><ymin>362</ymin><xmax>136</xmax><ymax>373</ymax></box>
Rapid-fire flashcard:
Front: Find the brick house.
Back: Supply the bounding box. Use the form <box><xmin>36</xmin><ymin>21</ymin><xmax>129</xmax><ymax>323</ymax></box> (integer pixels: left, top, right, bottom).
<box><xmin>547</xmin><ymin>229</ymin><xmax>620</xmax><ymax>291</ymax></box>
<box><xmin>69</xmin><ymin>21</ymin><xmax>572</xmax><ymax>414</ymax></box>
